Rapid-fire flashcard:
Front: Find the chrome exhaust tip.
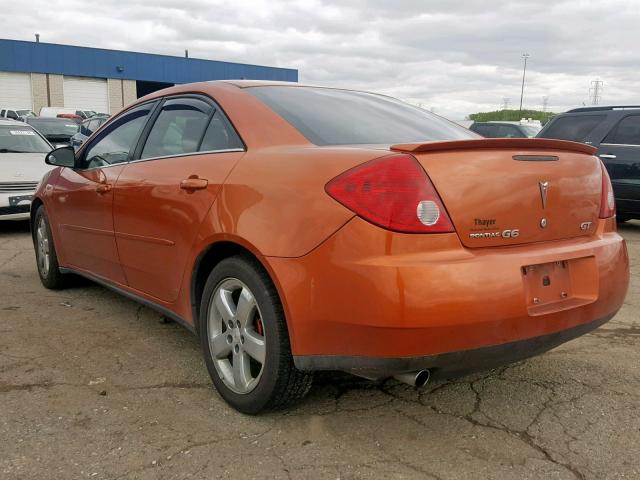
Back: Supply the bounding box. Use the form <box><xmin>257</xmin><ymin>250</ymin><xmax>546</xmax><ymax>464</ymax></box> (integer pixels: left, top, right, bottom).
<box><xmin>393</xmin><ymin>369</ymin><xmax>430</xmax><ymax>387</ymax></box>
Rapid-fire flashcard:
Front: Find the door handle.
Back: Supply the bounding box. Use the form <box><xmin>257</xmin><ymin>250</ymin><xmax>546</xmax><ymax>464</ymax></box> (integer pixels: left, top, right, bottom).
<box><xmin>96</xmin><ymin>183</ymin><xmax>112</xmax><ymax>194</ymax></box>
<box><xmin>599</xmin><ymin>154</ymin><xmax>617</xmax><ymax>159</ymax></box>
<box><xmin>180</xmin><ymin>178</ymin><xmax>208</xmax><ymax>190</ymax></box>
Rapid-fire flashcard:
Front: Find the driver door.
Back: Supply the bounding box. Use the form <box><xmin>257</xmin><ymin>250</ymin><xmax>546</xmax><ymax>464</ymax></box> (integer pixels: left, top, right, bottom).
<box><xmin>52</xmin><ymin>102</ymin><xmax>157</xmax><ymax>283</ymax></box>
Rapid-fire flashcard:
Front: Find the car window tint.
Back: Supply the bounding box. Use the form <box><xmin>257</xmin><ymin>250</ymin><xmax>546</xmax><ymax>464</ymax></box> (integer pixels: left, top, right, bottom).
<box><xmin>540</xmin><ymin>115</ymin><xmax>605</xmax><ymax>142</ymax></box>
<box><xmin>248</xmin><ymin>86</ymin><xmax>475</xmax><ymax>146</ymax></box>
<box><xmin>141</xmin><ymin>97</ymin><xmax>212</xmax><ymax>159</ymax></box>
<box><xmin>471</xmin><ymin>124</ymin><xmax>498</xmax><ymax>137</ymax></box>
<box><xmin>83</xmin><ymin>103</ymin><xmax>153</xmax><ymax>168</ymax></box>
<box><xmin>603</xmin><ymin>115</ymin><xmax>640</xmax><ymax>145</ymax></box>
<box><xmin>498</xmin><ymin>125</ymin><xmax>525</xmax><ymax>138</ymax></box>
<box><xmin>199</xmin><ymin>112</ymin><xmax>243</xmax><ymax>151</ymax></box>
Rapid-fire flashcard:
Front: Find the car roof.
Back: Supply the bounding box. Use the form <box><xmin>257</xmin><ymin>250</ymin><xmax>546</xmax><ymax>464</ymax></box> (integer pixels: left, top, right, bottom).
<box><xmin>566</xmin><ymin>105</ymin><xmax>640</xmax><ymax>113</ymax></box>
<box><xmin>0</xmin><ymin>119</ymin><xmax>31</xmax><ymax>126</ymax></box>
<box><xmin>28</xmin><ymin>117</ymin><xmax>75</xmax><ymax>123</ymax></box>
<box><xmin>220</xmin><ymin>80</ymin><xmax>307</xmax><ymax>88</ymax></box>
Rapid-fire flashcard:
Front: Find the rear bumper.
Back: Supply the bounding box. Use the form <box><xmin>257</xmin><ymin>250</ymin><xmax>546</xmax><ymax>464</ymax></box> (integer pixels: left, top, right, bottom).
<box><xmin>268</xmin><ymin>217</ymin><xmax>629</xmax><ymax>370</ymax></box>
<box><xmin>293</xmin><ymin>313</ymin><xmax>614</xmax><ymax>377</ymax></box>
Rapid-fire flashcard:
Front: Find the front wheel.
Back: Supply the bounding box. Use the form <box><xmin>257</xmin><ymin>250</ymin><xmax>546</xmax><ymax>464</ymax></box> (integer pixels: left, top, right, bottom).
<box><xmin>199</xmin><ymin>255</ymin><xmax>313</xmax><ymax>413</ymax></box>
<box><xmin>33</xmin><ymin>206</ymin><xmax>70</xmax><ymax>289</ymax></box>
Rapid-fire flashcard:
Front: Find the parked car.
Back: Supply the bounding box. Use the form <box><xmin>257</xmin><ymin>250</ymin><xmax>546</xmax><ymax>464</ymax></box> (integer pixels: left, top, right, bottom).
<box><xmin>25</xmin><ymin>117</ymin><xmax>79</xmax><ymax>147</ymax></box>
<box><xmin>70</xmin><ymin>115</ymin><xmax>109</xmax><ymax>150</ymax></box>
<box><xmin>0</xmin><ymin>119</ymin><xmax>53</xmax><ymax>220</ymax></box>
<box><xmin>32</xmin><ymin>82</ymin><xmax>628</xmax><ymax>413</ymax></box>
<box><xmin>538</xmin><ymin>106</ymin><xmax>640</xmax><ymax>222</ymax></box>
<box><xmin>0</xmin><ymin>108</ymin><xmax>37</xmax><ymax>122</ymax></box>
<box><xmin>470</xmin><ymin>121</ymin><xmax>542</xmax><ymax>138</ymax></box>
<box><xmin>39</xmin><ymin>107</ymin><xmax>96</xmax><ymax>123</ymax></box>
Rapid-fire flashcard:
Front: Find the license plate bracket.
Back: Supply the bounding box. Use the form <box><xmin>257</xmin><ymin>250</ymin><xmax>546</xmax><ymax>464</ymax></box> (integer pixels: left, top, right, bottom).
<box><xmin>522</xmin><ymin>257</ymin><xmax>597</xmax><ymax>315</ymax></box>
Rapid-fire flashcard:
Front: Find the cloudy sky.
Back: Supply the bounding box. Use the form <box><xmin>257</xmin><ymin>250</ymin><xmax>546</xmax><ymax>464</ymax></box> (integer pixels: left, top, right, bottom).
<box><xmin>3</xmin><ymin>0</ymin><xmax>640</xmax><ymax>119</ymax></box>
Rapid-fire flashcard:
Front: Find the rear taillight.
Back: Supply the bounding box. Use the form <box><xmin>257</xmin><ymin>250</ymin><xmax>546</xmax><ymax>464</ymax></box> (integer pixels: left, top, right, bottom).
<box><xmin>599</xmin><ymin>163</ymin><xmax>616</xmax><ymax>219</ymax></box>
<box><xmin>325</xmin><ymin>153</ymin><xmax>454</xmax><ymax>233</ymax></box>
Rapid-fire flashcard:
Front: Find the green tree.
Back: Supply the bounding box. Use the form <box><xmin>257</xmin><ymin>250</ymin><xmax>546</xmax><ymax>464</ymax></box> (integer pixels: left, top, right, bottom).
<box><xmin>468</xmin><ymin>109</ymin><xmax>555</xmax><ymax>123</ymax></box>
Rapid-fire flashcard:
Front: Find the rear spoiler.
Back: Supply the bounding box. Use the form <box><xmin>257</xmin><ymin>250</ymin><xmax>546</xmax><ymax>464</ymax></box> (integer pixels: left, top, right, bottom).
<box><xmin>390</xmin><ymin>138</ymin><xmax>597</xmax><ymax>155</ymax></box>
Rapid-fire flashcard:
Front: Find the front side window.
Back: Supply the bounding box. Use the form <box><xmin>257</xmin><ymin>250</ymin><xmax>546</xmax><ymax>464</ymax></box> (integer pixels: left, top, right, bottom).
<box><xmin>603</xmin><ymin>115</ymin><xmax>640</xmax><ymax>145</ymax></box>
<box><xmin>248</xmin><ymin>86</ymin><xmax>475</xmax><ymax>146</ymax></box>
<box><xmin>141</xmin><ymin>97</ymin><xmax>212</xmax><ymax>159</ymax></box>
<box><xmin>82</xmin><ymin>102</ymin><xmax>154</xmax><ymax>169</ymax></box>
<box><xmin>540</xmin><ymin>115</ymin><xmax>605</xmax><ymax>142</ymax></box>
<box><xmin>6</xmin><ymin>110</ymin><xmax>18</xmax><ymax>120</ymax></box>
<box><xmin>0</xmin><ymin>126</ymin><xmax>52</xmax><ymax>153</ymax></box>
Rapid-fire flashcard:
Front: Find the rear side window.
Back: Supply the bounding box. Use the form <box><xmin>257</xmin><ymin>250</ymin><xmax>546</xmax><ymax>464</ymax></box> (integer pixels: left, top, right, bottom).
<box><xmin>82</xmin><ymin>103</ymin><xmax>153</xmax><ymax>168</ymax></box>
<box><xmin>603</xmin><ymin>115</ymin><xmax>640</xmax><ymax>145</ymax></box>
<box><xmin>141</xmin><ymin>97</ymin><xmax>212</xmax><ymax>159</ymax></box>
<box><xmin>248</xmin><ymin>86</ymin><xmax>475</xmax><ymax>146</ymax></box>
<box><xmin>199</xmin><ymin>112</ymin><xmax>243</xmax><ymax>151</ymax></box>
<box><xmin>540</xmin><ymin>115</ymin><xmax>605</xmax><ymax>142</ymax></box>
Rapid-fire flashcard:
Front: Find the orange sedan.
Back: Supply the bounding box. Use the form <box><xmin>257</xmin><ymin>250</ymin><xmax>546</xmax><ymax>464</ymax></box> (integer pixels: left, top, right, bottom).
<box><xmin>31</xmin><ymin>81</ymin><xmax>629</xmax><ymax>413</ymax></box>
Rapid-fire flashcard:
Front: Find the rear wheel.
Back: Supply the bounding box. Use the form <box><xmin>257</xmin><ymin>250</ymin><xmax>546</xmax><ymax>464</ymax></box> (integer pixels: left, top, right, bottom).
<box><xmin>199</xmin><ymin>255</ymin><xmax>313</xmax><ymax>413</ymax></box>
<box><xmin>33</xmin><ymin>206</ymin><xmax>70</xmax><ymax>289</ymax></box>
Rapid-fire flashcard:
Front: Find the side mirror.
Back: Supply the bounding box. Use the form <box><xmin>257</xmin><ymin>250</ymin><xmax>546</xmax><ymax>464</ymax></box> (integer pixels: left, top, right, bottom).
<box><xmin>45</xmin><ymin>146</ymin><xmax>76</xmax><ymax>168</ymax></box>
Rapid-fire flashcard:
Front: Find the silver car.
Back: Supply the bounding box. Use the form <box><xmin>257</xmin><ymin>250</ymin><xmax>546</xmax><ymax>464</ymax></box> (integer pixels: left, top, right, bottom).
<box><xmin>0</xmin><ymin>119</ymin><xmax>54</xmax><ymax>220</ymax></box>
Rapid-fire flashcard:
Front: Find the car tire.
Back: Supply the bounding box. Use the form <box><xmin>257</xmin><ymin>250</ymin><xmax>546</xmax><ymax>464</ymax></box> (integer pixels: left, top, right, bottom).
<box><xmin>33</xmin><ymin>205</ymin><xmax>70</xmax><ymax>290</ymax></box>
<box><xmin>199</xmin><ymin>254</ymin><xmax>313</xmax><ymax>414</ymax></box>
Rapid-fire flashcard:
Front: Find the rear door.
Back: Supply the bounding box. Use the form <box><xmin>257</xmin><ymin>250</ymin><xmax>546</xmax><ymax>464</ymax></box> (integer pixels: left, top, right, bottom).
<box><xmin>112</xmin><ymin>95</ymin><xmax>245</xmax><ymax>302</ymax></box>
<box><xmin>597</xmin><ymin>114</ymin><xmax>640</xmax><ymax>213</ymax></box>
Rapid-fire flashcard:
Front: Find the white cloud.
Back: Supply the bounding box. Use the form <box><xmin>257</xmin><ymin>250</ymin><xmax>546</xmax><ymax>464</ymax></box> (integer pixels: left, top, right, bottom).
<box><xmin>2</xmin><ymin>0</ymin><xmax>639</xmax><ymax>119</ymax></box>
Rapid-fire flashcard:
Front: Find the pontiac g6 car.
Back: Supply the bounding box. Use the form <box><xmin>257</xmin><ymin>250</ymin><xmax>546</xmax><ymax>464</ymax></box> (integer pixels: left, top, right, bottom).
<box><xmin>31</xmin><ymin>81</ymin><xmax>629</xmax><ymax>413</ymax></box>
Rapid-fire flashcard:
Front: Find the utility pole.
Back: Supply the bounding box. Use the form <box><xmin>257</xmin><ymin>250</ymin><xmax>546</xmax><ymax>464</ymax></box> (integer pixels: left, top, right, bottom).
<box><xmin>519</xmin><ymin>53</ymin><xmax>530</xmax><ymax>113</ymax></box>
<box><xmin>542</xmin><ymin>95</ymin><xmax>549</xmax><ymax>112</ymax></box>
<box><xmin>589</xmin><ymin>80</ymin><xmax>603</xmax><ymax>105</ymax></box>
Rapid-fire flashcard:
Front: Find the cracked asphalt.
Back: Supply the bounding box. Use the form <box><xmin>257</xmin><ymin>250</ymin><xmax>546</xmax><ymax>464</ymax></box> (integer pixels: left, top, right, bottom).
<box><xmin>1</xmin><ymin>220</ymin><xmax>639</xmax><ymax>480</ymax></box>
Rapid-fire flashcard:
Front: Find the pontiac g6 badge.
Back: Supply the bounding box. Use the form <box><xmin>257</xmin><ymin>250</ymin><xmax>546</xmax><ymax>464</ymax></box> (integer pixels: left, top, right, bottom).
<box><xmin>470</xmin><ymin>229</ymin><xmax>519</xmax><ymax>239</ymax></box>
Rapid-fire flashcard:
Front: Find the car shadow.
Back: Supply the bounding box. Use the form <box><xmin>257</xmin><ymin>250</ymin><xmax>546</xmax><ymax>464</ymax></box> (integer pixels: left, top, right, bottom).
<box><xmin>0</xmin><ymin>219</ymin><xmax>31</xmax><ymax>234</ymax></box>
<box><xmin>617</xmin><ymin>219</ymin><xmax>640</xmax><ymax>232</ymax></box>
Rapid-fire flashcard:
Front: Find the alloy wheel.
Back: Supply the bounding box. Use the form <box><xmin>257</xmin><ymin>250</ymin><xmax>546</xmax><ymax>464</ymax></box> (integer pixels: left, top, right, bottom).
<box><xmin>207</xmin><ymin>278</ymin><xmax>266</xmax><ymax>394</ymax></box>
<box><xmin>36</xmin><ymin>216</ymin><xmax>50</xmax><ymax>277</ymax></box>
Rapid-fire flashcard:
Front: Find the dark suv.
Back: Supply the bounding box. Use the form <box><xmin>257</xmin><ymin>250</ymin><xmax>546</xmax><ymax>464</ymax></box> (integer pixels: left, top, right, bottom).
<box><xmin>538</xmin><ymin>106</ymin><xmax>640</xmax><ymax>222</ymax></box>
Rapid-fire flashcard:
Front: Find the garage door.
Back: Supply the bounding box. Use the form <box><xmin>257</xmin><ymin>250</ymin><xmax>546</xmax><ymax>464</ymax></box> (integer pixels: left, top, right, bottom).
<box><xmin>63</xmin><ymin>76</ymin><xmax>109</xmax><ymax>113</ymax></box>
<box><xmin>0</xmin><ymin>72</ymin><xmax>32</xmax><ymax>109</ymax></box>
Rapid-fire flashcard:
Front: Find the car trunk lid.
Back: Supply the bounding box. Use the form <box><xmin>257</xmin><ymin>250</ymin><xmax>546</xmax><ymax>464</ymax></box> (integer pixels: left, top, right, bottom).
<box><xmin>391</xmin><ymin>139</ymin><xmax>602</xmax><ymax>248</ymax></box>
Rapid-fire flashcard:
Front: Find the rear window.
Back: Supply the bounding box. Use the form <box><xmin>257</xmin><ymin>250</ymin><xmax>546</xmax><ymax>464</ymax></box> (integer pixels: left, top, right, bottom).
<box><xmin>539</xmin><ymin>115</ymin><xmax>605</xmax><ymax>142</ymax></box>
<box><xmin>470</xmin><ymin>124</ymin><xmax>500</xmax><ymax>137</ymax></box>
<box><xmin>248</xmin><ymin>86</ymin><xmax>475</xmax><ymax>146</ymax></box>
